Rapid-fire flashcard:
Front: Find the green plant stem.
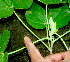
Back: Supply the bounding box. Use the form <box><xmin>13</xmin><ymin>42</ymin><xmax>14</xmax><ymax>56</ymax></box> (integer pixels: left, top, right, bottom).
<box><xmin>50</xmin><ymin>36</ymin><xmax>53</xmax><ymax>54</ymax></box>
<box><xmin>46</xmin><ymin>5</ymin><xmax>50</xmax><ymax>48</ymax></box>
<box><xmin>53</xmin><ymin>30</ymin><xmax>70</xmax><ymax>50</ymax></box>
<box><xmin>13</xmin><ymin>11</ymin><xmax>49</xmax><ymax>53</ymax></box>
<box><xmin>33</xmin><ymin>37</ymin><xmax>51</xmax><ymax>49</ymax></box>
<box><xmin>47</xmin><ymin>19</ymin><xmax>50</xmax><ymax>48</ymax></box>
<box><xmin>53</xmin><ymin>30</ymin><xmax>70</xmax><ymax>43</ymax></box>
<box><xmin>55</xmin><ymin>33</ymin><xmax>68</xmax><ymax>50</ymax></box>
<box><xmin>33</xmin><ymin>37</ymin><xmax>51</xmax><ymax>44</ymax></box>
<box><xmin>14</xmin><ymin>11</ymin><xmax>47</xmax><ymax>45</ymax></box>
<box><xmin>8</xmin><ymin>47</ymin><xmax>26</xmax><ymax>55</ymax></box>
<box><xmin>8</xmin><ymin>30</ymin><xmax>70</xmax><ymax>55</ymax></box>
<box><xmin>8</xmin><ymin>37</ymin><xmax>51</xmax><ymax>55</ymax></box>
<box><xmin>46</xmin><ymin>4</ymin><xmax>48</xmax><ymax>37</ymax></box>
<box><xmin>14</xmin><ymin>11</ymin><xmax>39</xmax><ymax>39</ymax></box>
<box><xmin>49</xmin><ymin>32</ymin><xmax>53</xmax><ymax>55</ymax></box>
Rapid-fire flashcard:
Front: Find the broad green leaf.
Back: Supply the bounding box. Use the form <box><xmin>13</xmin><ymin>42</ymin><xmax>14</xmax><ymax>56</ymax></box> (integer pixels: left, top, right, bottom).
<box><xmin>0</xmin><ymin>52</ymin><xmax>8</xmax><ymax>62</ymax></box>
<box><xmin>38</xmin><ymin>0</ymin><xmax>67</xmax><ymax>4</ymax></box>
<box><xmin>0</xmin><ymin>30</ymin><xmax>10</xmax><ymax>53</ymax></box>
<box><xmin>0</xmin><ymin>53</ymin><xmax>2</xmax><ymax>61</ymax></box>
<box><xmin>48</xmin><ymin>4</ymin><xmax>70</xmax><ymax>29</ymax></box>
<box><xmin>0</xmin><ymin>0</ymin><xmax>14</xmax><ymax>18</ymax></box>
<box><xmin>11</xmin><ymin>0</ymin><xmax>33</xmax><ymax>9</ymax></box>
<box><xmin>3</xmin><ymin>52</ymin><xmax>8</xmax><ymax>62</ymax></box>
<box><xmin>68</xmin><ymin>0</ymin><xmax>70</xmax><ymax>8</ymax></box>
<box><xmin>25</xmin><ymin>2</ymin><xmax>46</xmax><ymax>29</ymax></box>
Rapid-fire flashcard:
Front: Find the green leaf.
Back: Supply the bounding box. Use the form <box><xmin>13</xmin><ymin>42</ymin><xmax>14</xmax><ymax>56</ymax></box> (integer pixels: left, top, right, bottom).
<box><xmin>0</xmin><ymin>52</ymin><xmax>8</xmax><ymax>62</ymax></box>
<box><xmin>38</xmin><ymin>0</ymin><xmax>67</xmax><ymax>4</ymax></box>
<box><xmin>3</xmin><ymin>52</ymin><xmax>8</xmax><ymax>62</ymax></box>
<box><xmin>0</xmin><ymin>53</ymin><xmax>3</xmax><ymax>61</ymax></box>
<box><xmin>11</xmin><ymin>0</ymin><xmax>33</xmax><ymax>9</ymax></box>
<box><xmin>68</xmin><ymin>0</ymin><xmax>70</xmax><ymax>8</ymax></box>
<box><xmin>48</xmin><ymin>4</ymin><xmax>70</xmax><ymax>29</ymax></box>
<box><xmin>0</xmin><ymin>0</ymin><xmax>14</xmax><ymax>18</ymax></box>
<box><xmin>25</xmin><ymin>2</ymin><xmax>46</xmax><ymax>29</ymax></box>
<box><xmin>0</xmin><ymin>30</ymin><xmax>10</xmax><ymax>53</ymax></box>
<box><xmin>0</xmin><ymin>0</ymin><xmax>33</xmax><ymax>18</ymax></box>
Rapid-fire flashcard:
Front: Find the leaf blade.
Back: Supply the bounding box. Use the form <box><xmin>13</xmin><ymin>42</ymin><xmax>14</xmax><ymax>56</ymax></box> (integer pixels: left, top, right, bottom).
<box><xmin>38</xmin><ymin>0</ymin><xmax>67</xmax><ymax>4</ymax></box>
<box><xmin>0</xmin><ymin>52</ymin><xmax>8</xmax><ymax>62</ymax></box>
<box><xmin>48</xmin><ymin>4</ymin><xmax>70</xmax><ymax>29</ymax></box>
<box><xmin>0</xmin><ymin>0</ymin><xmax>14</xmax><ymax>18</ymax></box>
<box><xmin>0</xmin><ymin>30</ymin><xmax>10</xmax><ymax>53</ymax></box>
<box><xmin>25</xmin><ymin>2</ymin><xmax>46</xmax><ymax>29</ymax></box>
<box><xmin>11</xmin><ymin>0</ymin><xmax>33</xmax><ymax>9</ymax></box>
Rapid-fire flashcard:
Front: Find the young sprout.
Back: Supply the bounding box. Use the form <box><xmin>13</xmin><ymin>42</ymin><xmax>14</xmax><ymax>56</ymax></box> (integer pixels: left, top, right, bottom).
<box><xmin>49</xmin><ymin>17</ymin><xmax>56</xmax><ymax>35</ymax></box>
